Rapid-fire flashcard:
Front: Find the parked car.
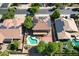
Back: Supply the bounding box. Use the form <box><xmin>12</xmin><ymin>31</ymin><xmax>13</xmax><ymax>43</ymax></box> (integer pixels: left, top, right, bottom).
<box><xmin>72</xmin><ymin>8</ymin><xmax>79</xmax><ymax>12</ymax></box>
<box><xmin>49</xmin><ymin>7</ymin><xmax>56</xmax><ymax>11</ymax></box>
<box><xmin>70</xmin><ymin>14</ymin><xmax>79</xmax><ymax>19</ymax></box>
<box><xmin>60</xmin><ymin>6</ymin><xmax>65</xmax><ymax>10</ymax></box>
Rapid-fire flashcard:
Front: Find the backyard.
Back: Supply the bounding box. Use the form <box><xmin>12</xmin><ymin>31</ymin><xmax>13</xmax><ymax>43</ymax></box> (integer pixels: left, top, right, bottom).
<box><xmin>36</xmin><ymin>40</ymin><xmax>79</xmax><ymax>56</ymax></box>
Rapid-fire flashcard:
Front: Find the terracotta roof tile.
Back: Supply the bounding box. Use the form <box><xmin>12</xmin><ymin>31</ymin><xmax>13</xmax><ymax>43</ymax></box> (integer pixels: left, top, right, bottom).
<box><xmin>0</xmin><ymin>33</ymin><xmax>5</xmax><ymax>43</ymax></box>
<box><xmin>33</xmin><ymin>21</ymin><xmax>50</xmax><ymax>30</ymax></box>
<box><xmin>0</xmin><ymin>28</ymin><xmax>22</xmax><ymax>39</ymax></box>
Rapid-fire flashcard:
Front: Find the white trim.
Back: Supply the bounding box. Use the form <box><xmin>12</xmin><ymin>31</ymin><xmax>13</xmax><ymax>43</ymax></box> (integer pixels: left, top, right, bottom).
<box><xmin>35</xmin><ymin>14</ymin><xmax>49</xmax><ymax>17</ymax></box>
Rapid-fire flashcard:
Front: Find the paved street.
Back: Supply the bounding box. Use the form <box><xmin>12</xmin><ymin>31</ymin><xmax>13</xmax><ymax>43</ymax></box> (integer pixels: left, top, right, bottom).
<box><xmin>0</xmin><ymin>8</ymin><xmax>53</xmax><ymax>15</ymax></box>
<box><xmin>36</xmin><ymin>8</ymin><xmax>53</xmax><ymax>15</ymax></box>
<box><xmin>0</xmin><ymin>8</ymin><xmax>8</xmax><ymax>14</ymax></box>
<box><xmin>0</xmin><ymin>7</ymin><xmax>79</xmax><ymax>15</ymax></box>
<box><xmin>60</xmin><ymin>8</ymin><xmax>79</xmax><ymax>14</ymax></box>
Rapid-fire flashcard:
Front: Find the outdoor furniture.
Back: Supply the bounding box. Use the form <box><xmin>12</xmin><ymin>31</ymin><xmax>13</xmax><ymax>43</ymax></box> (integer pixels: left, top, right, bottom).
<box><xmin>63</xmin><ymin>44</ymin><xmax>68</xmax><ymax>49</ymax></box>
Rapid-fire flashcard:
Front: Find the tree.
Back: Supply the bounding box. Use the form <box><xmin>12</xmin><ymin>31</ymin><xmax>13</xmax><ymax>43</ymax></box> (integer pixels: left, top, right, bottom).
<box><xmin>28</xmin><ymin>7</ymin><xmax>39</xmax><ymax>16</ymax></box>
<box><xmin>13</xmin><ymin>40</ymin><xmax>20</xmax><ymax>49</ymax></box>
<box><xmin>2</xmin><ymin>7</ymin><xmax>16</xmax><ymax>19</ymax></box>
<box><xmin>36</xmin><ymin>41</ymin><xmax>46</xmax><ymax>54</ymax></box>
<box><xmin>50</xmin><ymin>9</ymin><xmax>60</xmax><ymax>20</ymax></box>
<box><xmin>31</xmin><ymin>3</ymin><xmax>41</xmax><ymax>7</ymax></box>
<box><xmin>36</xmin><ymin>41</ymin><xmax>61</xmax><ymax>56</ymax></box>
<box><xmin>24</xmin><ymin>16</ymin><xmax>33</xmax><ymax>29</ymax></box>
<box><xmin>46</xmin><ymin>42</ymin><xmax>60</xmax><ymax>56</ymax></box>
<box><xmin>27</xmin><ymin>3</ymin><xmax>40</xmax><ymax>16</ymax></box>
<box><xmin>55</xmin><ymin>3</ymin><xmax>63</xmax><ymax>9</ymax></box>
<box><xmin>9</xmin><ymin>40</ymin><xmax>20</xmax><ymax>50</ymax></box>
<box><xmin>9</xmin><ymin>44</ymin><xmax>16</xmax><ymax>50</ymax></box>
<box><xmin>61</xmin><ymin>41</ymin><xmax>79</xmax><ymax>56</ymax></box>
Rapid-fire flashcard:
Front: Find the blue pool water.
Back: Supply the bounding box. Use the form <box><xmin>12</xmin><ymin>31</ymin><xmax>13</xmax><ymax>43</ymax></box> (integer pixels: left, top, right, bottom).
<box><xmin>72</xmin><ymin>39</ymin><xmax>79</xmax><ymax>46</ymax></box>
<box><xmin>29</xmin><ymin>37</ymin><xmax>37</xmax><ymax>44</ymax></box>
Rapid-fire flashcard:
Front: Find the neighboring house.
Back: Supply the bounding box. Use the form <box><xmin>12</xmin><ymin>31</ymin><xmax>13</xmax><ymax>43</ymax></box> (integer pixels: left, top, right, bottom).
<box><xmin>55</xmin><ymin>18</ymin><xmax>79</xmax><ymax>40</ymax></box>
<box><xmin>63</xmin><ymin>18</ymin><xmax>78</xmax><ymax>32</ymax></box>
<box><xmin>0</xmin><ymin>18</ymin><xmax>24</xmax><ymax>44</ymax></box>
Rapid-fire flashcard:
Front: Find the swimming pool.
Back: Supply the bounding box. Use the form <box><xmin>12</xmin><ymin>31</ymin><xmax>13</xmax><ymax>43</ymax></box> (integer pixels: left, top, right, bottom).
<box><xmin>70</xmin><ymin>39</ymin><xmax>79</xmax><ymax>46</ymax></box>
<box><xmin>26</xmin><ymin>36</ymin><xmax>40</xmax><ymax>46</ymax></box>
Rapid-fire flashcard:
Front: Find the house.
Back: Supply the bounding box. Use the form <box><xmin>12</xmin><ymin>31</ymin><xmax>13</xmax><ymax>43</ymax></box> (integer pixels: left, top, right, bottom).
<box><xmin>32</xmin><ymin>16</ymin><xmax>51</xmax><ymax>36</ymax></box>
<box><xmin>0</xmin><ymin>18</ymin><xmax>24</xmax><ymax>44</ymax></box>
<box><xmin>32</xmin><ymin>16</ymin><xmax>53</xmax><ymax>42</ymax></box>
<box><xmin>33</xmin><ymin>20</ymin><xmax>50</xmax><ymax>36</ymax></box>
<box><xmin>55</xmin><ymin>18</ymin><xmax>79</xmax><ymax>40</ymax></box>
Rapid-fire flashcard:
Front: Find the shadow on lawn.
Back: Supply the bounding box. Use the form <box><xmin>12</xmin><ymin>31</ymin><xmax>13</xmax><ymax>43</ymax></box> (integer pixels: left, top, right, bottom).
<box><xmin>28</xmin><ymin>46</ymin><xmax>42</xmax><ymax>56</ymax></box>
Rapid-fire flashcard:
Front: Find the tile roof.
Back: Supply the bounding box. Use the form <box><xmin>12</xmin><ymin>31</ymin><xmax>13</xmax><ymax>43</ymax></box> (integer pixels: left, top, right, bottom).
<box><xmin>0</xmin><ymin>27</ymin><xmax>22</xmax><ymax>39</ymax></box>
<box><xmin>3</xmin><ymin>19</ymin><xmax>14</xmax><ymax>28</ymax></box>
<box><xmin>58</xmin><ymin>31</ymin><xmax>71</xmax><ymax>39</ymax></box>
<box><xmin>63</xmin><ymin>18</ymin><xmax>78</xmax><ymax>32</ymax></box>
<box><xmin>33</xmin><ymin>20</ymin><xmax>50</xmax><ymax>31</ymax></box>
<box><xmin>0</xmin><ymin>18</ymin><xmax>24</xmax><ymax>43</ymax></box>
<box><xmin>3</xmin><ymin>18</ymin><xmax>24</xmax><ymax>28</ymax></box>
<box><xmin>0</xmin><ymin>33</ymin><xmax>5</xmax><ymax>43</ymax></box>
<box><xmin>41</xmin><ymin>35</ymin><xmax>52</xmax><ymax>42</ymax></box>
<box><xmin>56</xmin><ymin>18</ymin><xmax>78</xmax><ymax>39</ymax></box>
